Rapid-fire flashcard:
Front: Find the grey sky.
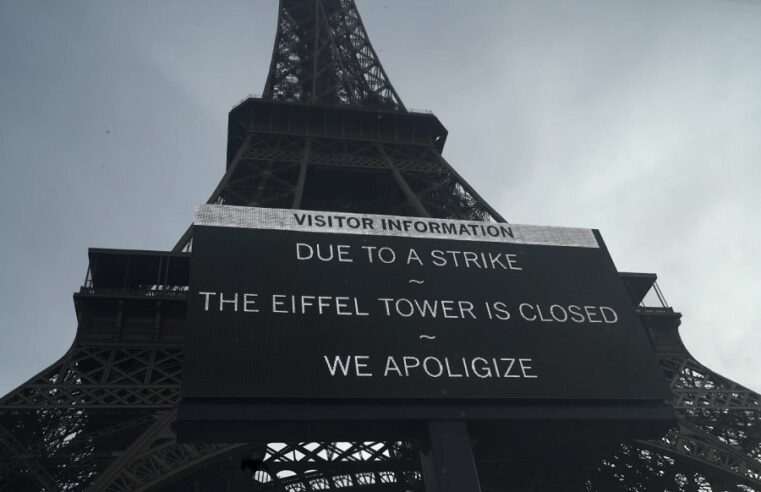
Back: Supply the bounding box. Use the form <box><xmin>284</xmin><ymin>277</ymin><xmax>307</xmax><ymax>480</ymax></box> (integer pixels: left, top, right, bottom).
<box><xmin>0</xmin><ymin>0</ymin><xmax>759</xmax><ymax>395</ymax></box>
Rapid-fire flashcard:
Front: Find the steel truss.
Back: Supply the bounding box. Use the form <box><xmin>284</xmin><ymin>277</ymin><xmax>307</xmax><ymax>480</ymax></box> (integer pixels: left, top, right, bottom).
<box><xmin>264</xmin><ymin>0</ymin><xmax>403</xmax><ymax>109</ymax></box>
<box><xmin>212</xmin><ymin>133</ymin><xmax>495</xmax><ymax>217</ymax></box>
<box><xmin>2</xmin><ymin>0</ymin><xmax>759</xmax><ymax>490</ymax></box>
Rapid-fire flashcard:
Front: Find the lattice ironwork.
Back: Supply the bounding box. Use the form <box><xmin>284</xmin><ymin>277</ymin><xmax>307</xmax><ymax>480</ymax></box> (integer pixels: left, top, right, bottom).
<box><xmin>263</xmin><ymin>0</ymin><xmax>404</xmax><ymax>109</ymax></box>
<box><xmin>252</xmin><ymin>441</ymin><xmax>421</xmax><ymax>491</ymax></box>
<box><xmin>0</xmin><ymin>347</ymin><xmax>182</xmax><ymax>410</ymax></box>
<box><xmin>212</xmin><ymin>133</ymin><xmax>496</xmax><ymax>222</ymax></box>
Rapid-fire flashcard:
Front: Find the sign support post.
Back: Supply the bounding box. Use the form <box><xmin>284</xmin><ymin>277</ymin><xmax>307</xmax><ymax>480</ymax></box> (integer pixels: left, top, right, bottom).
<box><xmin>420</xmin><ymin>421</ymin><xmax>481</xmax><ymax>492</ymax></box>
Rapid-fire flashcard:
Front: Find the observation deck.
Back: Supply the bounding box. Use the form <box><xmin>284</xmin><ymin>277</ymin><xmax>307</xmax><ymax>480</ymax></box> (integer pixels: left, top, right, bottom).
<box><xmin>226</xmin><ymin>97</ymin><xmax>449</xmax><ymax>170</ymax></box>
<box><xmin>74</xmin><ymin>249</ymin><xmax>190</xmax><ymax>345</ymax></box>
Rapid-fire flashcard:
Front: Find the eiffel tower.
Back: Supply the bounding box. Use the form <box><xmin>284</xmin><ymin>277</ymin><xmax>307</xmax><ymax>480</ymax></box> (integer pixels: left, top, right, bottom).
<box><xmin>1</xmin><ymin>1</ymin><xmax>759</xmax><ymax>490</ymax></box>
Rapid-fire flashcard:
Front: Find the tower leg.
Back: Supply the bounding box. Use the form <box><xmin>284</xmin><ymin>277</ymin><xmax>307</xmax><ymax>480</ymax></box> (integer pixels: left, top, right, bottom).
<box><xmin>420</xmin><ymin>421</ymin><xmax>481</xmax><ymax>492</ymax></box>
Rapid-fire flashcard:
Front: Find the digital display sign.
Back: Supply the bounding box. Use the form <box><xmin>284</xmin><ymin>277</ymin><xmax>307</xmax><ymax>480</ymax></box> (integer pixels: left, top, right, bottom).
<box><xmin>181</xmin><ymin>205</ymin><xmax>671</xmax><ymax>403</ymax></box>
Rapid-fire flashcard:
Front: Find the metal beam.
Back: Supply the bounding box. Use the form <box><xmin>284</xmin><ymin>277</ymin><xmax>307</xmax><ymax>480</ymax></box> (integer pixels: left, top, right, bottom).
<box><xmin>377</xmin><ymin>144</ymin><xmax>431</xmax><ymax>217</ymax></box>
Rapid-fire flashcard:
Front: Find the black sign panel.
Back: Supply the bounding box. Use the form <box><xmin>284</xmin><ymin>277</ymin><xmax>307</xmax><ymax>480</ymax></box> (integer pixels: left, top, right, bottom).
<box><xmin>181</xmin><ymin>206</ymin><xmax>671</xmax><ymax>403</ymax></box>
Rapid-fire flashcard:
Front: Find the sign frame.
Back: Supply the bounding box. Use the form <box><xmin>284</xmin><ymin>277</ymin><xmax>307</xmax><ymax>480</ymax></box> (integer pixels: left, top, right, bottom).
<box><xmin>178</xmin><ymin>205</ymin><xmax>674</xmax><ymax>442</ymax></box>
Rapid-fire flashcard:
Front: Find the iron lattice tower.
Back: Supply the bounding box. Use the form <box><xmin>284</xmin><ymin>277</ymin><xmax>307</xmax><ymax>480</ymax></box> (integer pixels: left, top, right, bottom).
<box><xmin>1</xmin><ymin>1</ymin><xmax>759</xmax><ymax>490</ymax></box>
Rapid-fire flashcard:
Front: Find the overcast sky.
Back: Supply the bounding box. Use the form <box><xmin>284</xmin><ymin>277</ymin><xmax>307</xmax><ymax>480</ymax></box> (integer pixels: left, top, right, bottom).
<box><xmin>1</xmin><ymin>0</ymin><xmax>759</xmax><ymax>396</ymax></box>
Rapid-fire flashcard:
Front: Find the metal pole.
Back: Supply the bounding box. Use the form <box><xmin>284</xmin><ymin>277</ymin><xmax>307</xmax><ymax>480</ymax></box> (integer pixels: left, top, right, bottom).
<box><xmin>420</xmin><ymin>421</ymin><xmax>481</xmax><ymax>492</ymax></box>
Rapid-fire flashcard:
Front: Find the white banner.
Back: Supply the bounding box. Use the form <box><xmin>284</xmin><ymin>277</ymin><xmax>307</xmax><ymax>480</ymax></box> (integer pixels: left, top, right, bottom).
<box><xmin>194</xmin><ymin>204</ymin><xmax>599</xmax><ymax>248</ymax></box>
